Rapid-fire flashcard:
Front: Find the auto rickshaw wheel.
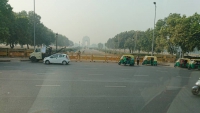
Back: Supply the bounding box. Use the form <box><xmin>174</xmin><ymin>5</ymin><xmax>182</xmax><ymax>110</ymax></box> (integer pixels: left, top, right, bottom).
<box><xmin>118</xmin><ymin>62</ymin><xmax>121</xmax><ymax>65</ymax></box>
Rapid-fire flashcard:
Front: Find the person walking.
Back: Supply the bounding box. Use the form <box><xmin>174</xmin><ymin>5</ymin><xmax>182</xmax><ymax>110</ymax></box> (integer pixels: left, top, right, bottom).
<box><xmin>137</xmin><ymin>56</ymin><xmax>140</xmax><ymax>65</ymax></box>
<box><xmin>77</xmin><ymin>50</ymin><xmax>81</xmax><ymax>61</ymax></box>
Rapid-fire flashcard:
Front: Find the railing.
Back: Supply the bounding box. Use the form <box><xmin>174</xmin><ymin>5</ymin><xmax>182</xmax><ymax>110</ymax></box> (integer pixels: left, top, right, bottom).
<box><xmin>0</xmin><ymin>49</ymin><xmax>176</xmax><ymax>63</ymax></box>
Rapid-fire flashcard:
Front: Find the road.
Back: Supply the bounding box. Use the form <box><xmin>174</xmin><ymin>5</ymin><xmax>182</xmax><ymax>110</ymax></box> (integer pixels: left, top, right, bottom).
<box><xmin>0</xmin><ymin>61</ymin><xmax>200</xmax><ymax>113</ymax></box>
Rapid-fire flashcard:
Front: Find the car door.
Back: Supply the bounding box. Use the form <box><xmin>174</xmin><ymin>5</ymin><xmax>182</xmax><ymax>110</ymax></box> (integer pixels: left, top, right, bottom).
<box><xmin>57</xmin><ymin>54</ymin><xmax>64</xmax><ymax>63</ymax></box>
<box><xmin>49</xmin><ymin>54</ymin><xmax>58</xmax><ymax>63</ymax></box>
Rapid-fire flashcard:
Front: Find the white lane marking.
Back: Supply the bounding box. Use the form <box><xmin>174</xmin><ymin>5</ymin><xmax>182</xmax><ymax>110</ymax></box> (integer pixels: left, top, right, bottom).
<box><xmin>36</xmin><ymin>73</ymin><xmax>55</xmax><ymax>75</ymax></box>
<box><xmin>35</xmin><ymin>85</ymin><xmax>60</xmax><ymax>87</ymax></box>
<box><xmin>84</xmin><ymin>68</ymin><xmax>98</xmax><ymax>69</ymax></box>
<box><xmin>176</xmin><ymin>76</ymin><xmax>191</xmax><ymax>78</ymax></box>
<box><xmin>105</xmin><ymin>86</ymin><xmax>126</xmax><ymax>88</ymax></box>
<box><xmin>121</xmin><ymin>69</ymin><xmax>132</xmax><ymax>70</ymax></box>
<box><xmin>134</xmin><ymin>75</ymin><xmax>149</xmax><ymax>77</ymax></box>
<box><xmin>166</xmin><ymin>86</ymin><xmax>185</xmax><ymax>88</ymax></box>
<box><xmin>88</xmin><ymin>73</ymin><xmax>103</xmax><ymax>75</ymax></box>
<box><xmin>3</xmin><ymin>66</ymin><xmax>15</xmax><ymax>67</ymax></box>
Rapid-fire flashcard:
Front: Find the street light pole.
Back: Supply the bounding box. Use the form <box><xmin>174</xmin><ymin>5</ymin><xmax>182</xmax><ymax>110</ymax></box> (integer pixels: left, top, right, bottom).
<box><xmin>56</xmin><ymin>33</ymin><xmax>58</xmax><ymax>52</ymax></box>
<box><xmin>79</xmin><ymin>41</ymin><xmax>80</xmax><ymax>51</ymax></box>
<box><xmin>134</xmin><ymin>31</ymin><xmax>137</xmax><ymax>53</ymax></box>
<box><xmin>33</xmin><ymin>0</ymin><xmax>35</xmax><ymax>50</ymax></box>
<box><xmin>151</xmin><ymin>2</ymin><xmax>156</xmax><ymax>56</ymax></box>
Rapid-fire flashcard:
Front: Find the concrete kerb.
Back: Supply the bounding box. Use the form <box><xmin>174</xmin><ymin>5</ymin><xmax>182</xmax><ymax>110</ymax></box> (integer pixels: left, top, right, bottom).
<box><xmin>71</xmin><ymin>60</ymin><xmax>118</xmax><ymax>63</ymax></box>
<box><xmin>0</xmin><ymin>60</ymin><xmax>10</xmax><ymax>62</ymax></box>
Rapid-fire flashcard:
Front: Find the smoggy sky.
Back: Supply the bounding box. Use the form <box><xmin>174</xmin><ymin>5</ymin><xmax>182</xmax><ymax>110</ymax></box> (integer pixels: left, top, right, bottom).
<box><xmin>8</xmin><ymin>0</ymin><xmax>200</xmax><ymax>44</ymax></box>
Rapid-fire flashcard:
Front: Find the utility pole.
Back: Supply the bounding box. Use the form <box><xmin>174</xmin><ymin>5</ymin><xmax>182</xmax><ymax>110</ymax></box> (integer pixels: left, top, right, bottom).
<box><xmin>151</xmin><ymin>2</ymin><xmax>156</xmax><ymax>56</ymax></box>
<box><xmin>56</xmin><ymin>33</ymin><xmax>58</xmax><ymax>52</ymax></box>
<box><xmin>33</xmin><ymin>0</ymin><xmax>35</xmax><ymax>50</ymax></box>
<box><xmin>134</xmin><ymin>31</ymin><xmax>137</xmax><ymax>53</ymax></box>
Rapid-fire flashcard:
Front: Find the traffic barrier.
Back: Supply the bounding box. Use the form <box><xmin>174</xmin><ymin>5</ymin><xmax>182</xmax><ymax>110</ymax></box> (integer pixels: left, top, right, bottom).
<box><xmin>0</xmin><ymin>48</ymin><xmax>176</xmax><ymax>63</ymax></box>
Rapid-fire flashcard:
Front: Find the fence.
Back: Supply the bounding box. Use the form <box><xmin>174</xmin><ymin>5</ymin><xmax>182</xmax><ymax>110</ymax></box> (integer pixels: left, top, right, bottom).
<box><xmin>0</xmin><ymin>48</ymin><xmax>176</xmax><ymax>63</ymax></box>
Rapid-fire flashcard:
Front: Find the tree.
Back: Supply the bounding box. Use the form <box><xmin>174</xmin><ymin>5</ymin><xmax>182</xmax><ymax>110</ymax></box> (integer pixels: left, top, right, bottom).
<box><xmin>0</xmin><ymin>0</ymin><xmax>13</xmax><ymax>44</ymax></box>
<box><xmin>124</xmin><ymin>38</ymin><xmax>134</xmax><ymax>53</ymax></box>
<box><xmin>98</xmin><ymin>43</ymin><xmax>103</xmax><ymax>49</ymax></box>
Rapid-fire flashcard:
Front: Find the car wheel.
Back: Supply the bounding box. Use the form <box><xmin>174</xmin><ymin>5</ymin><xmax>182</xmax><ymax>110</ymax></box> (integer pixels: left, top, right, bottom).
<box><xmin>45</xmin><ymin>60</ymin><xmax>50</xmax><ymax>65</ymax></box>
<box><xmin>31</xmin><ymin>56</ymin><xmax>37</xmax><ymax>62</ymax></box>
<box><xmin>62</xmin><ymin>61</ymin><xmax>67</xmax><ymax>65</ymax></box>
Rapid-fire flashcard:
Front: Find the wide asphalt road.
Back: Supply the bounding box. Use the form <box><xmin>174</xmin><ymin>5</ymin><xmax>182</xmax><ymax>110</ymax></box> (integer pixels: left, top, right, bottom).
<box><xmin>0</xmin><ymin>61</ymin><xmax>200</xmax><ymax>113</ymax></box>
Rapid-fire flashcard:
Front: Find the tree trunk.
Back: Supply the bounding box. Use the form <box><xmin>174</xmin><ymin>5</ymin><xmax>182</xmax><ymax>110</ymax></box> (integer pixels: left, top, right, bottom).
<box><xmin>10</xmin><ymin>43</ymin><xmax>14</xmax><ymax>49</ymax></box>
<box><xmin>21</xmin><ymin>45</ymin><xmax>23</xmax><ymax>48</ymax></box>
<box><xmin>27</xmin><ymin>44</ymin><xmax>29</xmax><ymax>49</ymax></box>
<box><xmin>129</xmin><ymin>49</ymin><xmax>131</xmax><ymax>53</ymax></box>
<box><xmin>182</xmin><ymin>52</ymin><xmax>184</xmax><ymax>58</ymax></box>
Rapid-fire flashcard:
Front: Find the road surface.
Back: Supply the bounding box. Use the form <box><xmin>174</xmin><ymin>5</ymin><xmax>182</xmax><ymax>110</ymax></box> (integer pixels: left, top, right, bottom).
<box><xmin>0</xmin><ymin>61</ymin><xmax>199</xmax><ymax>113</ymax></box>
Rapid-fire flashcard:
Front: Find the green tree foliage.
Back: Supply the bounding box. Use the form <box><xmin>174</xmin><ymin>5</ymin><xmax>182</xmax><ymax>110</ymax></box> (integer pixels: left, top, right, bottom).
<box><xmin>0</xmin><ymin>1</ymin><xmax>73</xmax><ymax>48</ymax></box>
<box><xmin>124</xmin><ymin>38</ymin><xmax>134</xmax><ymax>53</ymax></box>
<box><xmin>57</xmin><ymin>34</ymin><xmax>70</xmax><ymax>47</ymax></box>
<box><xmin>98</xmin><ymin>43</ymin><xmax>103</xmax><ymax>49</ymax></box>
<box><xmin>106</xmin><ymin>12</ymin><xmax>200</xmax><ymax>55</ymax></box>
<box><xmin>0</xmin><ymin>0</ymin><xmax>13</xmax><ymax>43</ymax></box>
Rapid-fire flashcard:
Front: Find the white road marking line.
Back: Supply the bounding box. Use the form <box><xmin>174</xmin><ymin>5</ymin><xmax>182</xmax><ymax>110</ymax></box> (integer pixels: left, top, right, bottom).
<box><xmin>121</xmin><ymin>69</ymin><xmax>132</xmax><ymax>70</ymax></box>
<box><xmin>88</xmin><ymin>74</ymin><xmax>104</xmax><ymax>75</ymax></box>
<box><xmin>35</xmin><ymin>85</ymin><xmax>60</xmax><ymax>87</ymax></box>
<box><xmin>134</xmin><ymin>75</ymin><xmax>149</xmax><ymax>77</ymax></box>
<box><xmin>36</xmin><ymin>73</ymin><xmax>55</xmax><ymax>75</ymax></box>
<box><xmin>176</xmin><ymin>76</ymin><xmax>191</xmax><ymax>78</ymax></box>
<box><xmin>166</xmin><ymin>86</ymin><xmax>185</xmax><ymax>88</ymax></box>
<box><xmin>84</xmin><ymin>68</ymin><xmax>98</xmax><ymax>69</ymax></box>
<box><xmin>105</xmin><ymin>86</ymin><xmax>126</xmax><ymax>88</ymax></box>
<box><xmin>3</xmin><ymin>66</ymin><xmax>15</xmax><ymax>67</ymax></box>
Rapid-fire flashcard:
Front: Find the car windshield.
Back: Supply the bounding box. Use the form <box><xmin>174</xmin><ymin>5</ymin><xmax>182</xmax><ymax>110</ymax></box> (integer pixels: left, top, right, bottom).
<box><xmin>1</xmin><ymin>0</ymin><xmax>200</xmax><ymax>113</ymax></box>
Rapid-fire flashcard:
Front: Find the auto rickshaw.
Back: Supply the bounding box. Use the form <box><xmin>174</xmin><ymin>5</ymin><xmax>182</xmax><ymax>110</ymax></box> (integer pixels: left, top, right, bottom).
<box><xmin>142</xmin><ymin>56</ymin><xmax>157</xmax><ymax>66</ymax></box>
<box><xmin>188</xmin><ymin>59</ymin><xmax>200</xmax><ymax>70</ymax></box>
<box><xmin>174</xmin><ymin>58</ymin><xmax>190</xmax><ymax>68</ymax></box>
<box><xmin>118</xmin><ymin>55</ymin><xmax>135</xmax><ymax>66</ymax></box>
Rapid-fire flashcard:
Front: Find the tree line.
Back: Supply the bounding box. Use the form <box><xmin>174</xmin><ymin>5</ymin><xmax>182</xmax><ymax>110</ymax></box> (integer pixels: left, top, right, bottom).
<box><xmin>0</xmin><ymin>0</ymin><xmax>73</xmax><ymax>49</ymax></box>
<box><xmin>106</xmin><ymin>13</ymin><xmax>200</xmax><ymax>55</ymax></box>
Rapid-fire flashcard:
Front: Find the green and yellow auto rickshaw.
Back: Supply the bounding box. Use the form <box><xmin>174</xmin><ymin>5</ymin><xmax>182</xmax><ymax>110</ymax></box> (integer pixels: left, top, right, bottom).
<box><xmin>142</xmin><ymin>56</ymin><xmax>157</xmax><ymax>66</ymax></box>
<box><xmin>174</xmin><ymin>58</ymin><xmax>190</xmax><ymax>68</ymax></box>
<box><xmin>188</xmin><ymin>59</ymin><xmax>200</xmax><ymax>70</ymax></box>
<box><xmin>118</xmin><ymin>55</ymin><xmax>135</xmax><ymax>66</ymax></box>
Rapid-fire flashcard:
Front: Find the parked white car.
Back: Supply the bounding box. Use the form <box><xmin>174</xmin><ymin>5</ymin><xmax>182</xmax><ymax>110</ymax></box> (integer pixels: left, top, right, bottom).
<box><xmin>43</xmin><ymin>53</ymin><xmax>70</xmax><ymax>65</ymax></box>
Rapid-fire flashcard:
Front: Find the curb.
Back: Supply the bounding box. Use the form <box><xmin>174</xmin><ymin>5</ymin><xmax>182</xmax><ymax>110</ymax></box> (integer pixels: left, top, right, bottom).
<box><xmin>0</xmin><ymin>60</ymin><xmax>11</xmax><ymax>62</ymax></box>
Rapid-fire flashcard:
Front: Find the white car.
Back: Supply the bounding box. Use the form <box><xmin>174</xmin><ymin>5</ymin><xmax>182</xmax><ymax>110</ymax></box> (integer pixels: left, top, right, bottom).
<box><xmin>43</xmin><ymin>53</ymin><xmax>70</xmax><ymax>65</ymax></box>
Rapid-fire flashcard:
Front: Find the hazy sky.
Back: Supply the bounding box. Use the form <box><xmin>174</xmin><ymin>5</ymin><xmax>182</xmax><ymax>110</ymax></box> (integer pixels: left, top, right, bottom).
<box><xmin>8</xmin><ymin>0</ymin><xmax>200</xmax><ymax>44</ymax></box>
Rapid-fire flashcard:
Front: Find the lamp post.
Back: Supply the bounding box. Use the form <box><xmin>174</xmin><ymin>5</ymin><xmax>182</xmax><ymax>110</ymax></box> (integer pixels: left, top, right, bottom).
<box><xmin>134</xmin><ymin>31</ymin><xmax>138</xmax><ymax>53</ymax></box>
<box><xmin>132</xmin><ymin>38</ymin><xmax>134</xmax><ymax>53</ymax></box>
<box><xmin>56</xmin><ymin>33</ymin><xmax>58</xmax><ymax>52</ymax></box>
<box><xmin>167</xmin><ymin>36</ymin><xmax>171</xmax><ymax>54</ymax></box>
<box><xmin>33</xmin><ymin>0</ymin><xmax>35</xmax><ymax>50</ymax></box>
<box><xmin>79</xmin><ymin>41</ymin><xmax>80</xmax><ymax>51</ymax></box>
<box><xmin>151</xmin><ymin>2</ymin><xmax>156</xmax><ymax>56</ymax></box>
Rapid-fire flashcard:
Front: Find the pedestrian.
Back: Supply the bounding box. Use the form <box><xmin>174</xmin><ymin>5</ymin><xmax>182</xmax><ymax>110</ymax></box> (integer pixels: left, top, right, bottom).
<box><xmin>137</xmin><ymin>56</ymin><xmax>140</xmax><ymax>65</ymax></box>
<box><xmin>77</xmin><ymin>50</ymin><xmax>81</xmax><ymax>61</ymax></box>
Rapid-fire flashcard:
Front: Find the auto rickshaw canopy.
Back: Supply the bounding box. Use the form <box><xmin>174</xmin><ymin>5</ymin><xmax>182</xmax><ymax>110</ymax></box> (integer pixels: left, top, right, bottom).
<box><xmin>120</xmin><ymin>55</ymin><xmax>134</xmax><ymax>60</ymax></box>
<box><xmin>143</xmin><ymin>56</ymin><xmax>157</xmax><ymax>61</ymax></box>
